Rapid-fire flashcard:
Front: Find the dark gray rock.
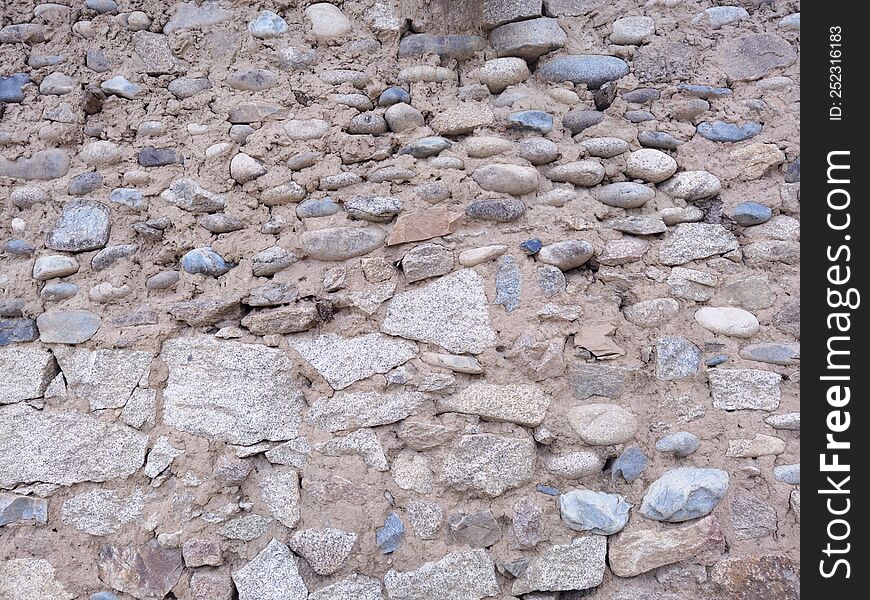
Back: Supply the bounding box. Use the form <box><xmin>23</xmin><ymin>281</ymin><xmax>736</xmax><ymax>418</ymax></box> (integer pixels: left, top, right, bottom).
<box><xmin>507</xmin><ymin>110</ymin><xmax>553</xmax><ymax>133</ymax></box>
<box><xmin>562</xmin><ymin>109</ymin><xmax>604</xmax><ymax>134</ymax></box>
<box><xmin>697</xmin><ymin>121</ymin><xmax>762</xmax><ymax>142</ymax></box>
<box><xmin>296</xmin><ymin>198</ymin><xmax>340</xmax><ymax>219</ymax></box>
<box><xmin>376</xmin><ymin>512</ymin><xmax>404</xmax><ymax>554</ymax></box>
<box><xmin>138</xmin><ymin>147</ymin><xmax>180</xmax><ymax>167</ymax></box>
<box><xmin>45</xmin><ymin>199</ymin><xmax>111</xmax><ymax>252</ymax></box>
<box><xmin>612</xmin><ymin>446</ymin><xmax>648</xmax><ymax>483</ymax></box>
<box><xmin>739</xmin><ymin>342</ymin><xmax>800</xmax><ymax>366</ymax></box>
<box><xmin>638</xmin><ymin>131</ymin><xmax>682</xmax><ymax>150</ymax></box>
<box><xmin>399</xmin><ymin>34</ymin><xmax>485</xmax><ymax>61</ymax></box>
<box><xmin>379</xmin><ymin>86</ymin><xmax>411</xmax><ymax>107</ymax></box>
<box><xmin>539</xmin><ymin>54</ymin><xmax>629</xmax><ymax>89</ymax></box>
<box><xmin>785</xmin><ymin>157</ymin><xmax>800</xmax><ymax>182</ymax></box>
<box><xmin>677</xmin><ymin>83</ymin><xmax>732</xmax><ymax>98</ymax></box>
<box><xmin>0</xmin><ymin>318</ymin><xmax>38</xmax><ymax>346</ymax></box>
<box><xmin>68</xmin><ymin>172</ymin><xmax>103</xmax><ymax>195</ymax></box>
<box><xmin>622</xmin><ymin>88</ymin><xmax>660</xmax><ymax>103</ymax></box>
<box><xmin>655</xmin><ymin>432</ymin><xmax>701</xmax><ymax>458</ymax></box>
<box><xmin>656</xmin><ymin>336</ymin><xmax>701</xmax><ymax>380</ymax></box>
<box><xmin>0</xmin><ymin>74</ymin><xmax>29</xmax><ymax>103</ymax></box>
<box><xmin>495</xmin><ymin>255</ymin><xmax>521</xmax><ymax>312</ymax></box>
<box><xmin>448</xmin><ymin>510</ymin><xmax>501</xmax><ymax>548</ymax></box>
<box><xmin>86</xmin><ymin>49</ymin><xmax>111</xmax><ymax>72</ymax></box>
<box><xmin>466</xmin><ymin>198</ymin><xmax>526</xmax><ymax>222</ymax></box>
<box><xmin>3</xmin><ymin>240</ymin><xmax>35</xmax><ymax>256</ymax></box>
<box><xmin>729</xmin><ymin>201</ymin><xmax>772</xmax><ymax>226</ymax></box>
<box><xmin>625</xmin><ymin>110</ymin><xmax>655</xmax><ymax>123</ymax></box>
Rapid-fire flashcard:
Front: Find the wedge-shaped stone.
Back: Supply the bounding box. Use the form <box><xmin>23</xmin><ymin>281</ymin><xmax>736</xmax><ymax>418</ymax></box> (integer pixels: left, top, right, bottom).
<box><xmin>0</xmin><ymin>404</ymin><xmax>147</xmax><ymax>488</ymax></box>
<box><xmin>384</xmin><ymin>549</ymin><xmax>498</xmax><ymax>600</ymax></box>
<box><xmin>233</xmin><ymin>539</ymin><xmax>307</xmax><ymax>600</ymax></box>
<box><xmin>0</xmin><ymin>345</ymin><xmax>58</xmax><ymax>404</ymax></box>
<box><xmin>382</xmin><ymin>269</ymin><xmax>497</xmax><ymax>354</ymax></box>
<box><xmin>162</xmin><ymin>337</ymin><xmax>303</xmax><ymax>444</ymax></box>
<box><xmin>54</xmin><ymin>347</ymin><xmax>151</xmax><ymax>411</ymax></box>
<box><xmin>437</xmin><ymin>383</ymin><xmax>549</xmax><ymax>426</ymax></box>
<box><xmin>307</xmin><ymin>390</ymin><xmax>428</xmax><ymax>432</ymax></box>
<box><xmin>288</xmin><ymin>333</ymin><xmax>417</xmax><ymax>390</ymax></box>
<box><xmin>512</xmin><ymin>535</ymin><xmax>607</xmax><ymax>595</ymax></box>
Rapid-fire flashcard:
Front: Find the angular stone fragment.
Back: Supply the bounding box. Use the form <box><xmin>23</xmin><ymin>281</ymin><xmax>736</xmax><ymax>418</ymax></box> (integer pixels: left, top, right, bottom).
<box><xmin>656</xmin><ymin>336</ymin><xmax>701</xmax><ymax>380</ymax></box>
<box><xmin>0</xmin><ymin>492</ymin><xmax>48</xmax><ymax>526</ymax></box>
<box><xmin>382</xmin><ymin>269</ymin><xmax>497</xmax><ymax>354</ymax></box>
<box><xmin>569</xmin><ymin>364</ymin><xmax>626</xmax><ymax>399</ymax></box>
<box><xmin>0</xmin><ymin>345</ymin><xmax>58</xmax><ymax>403</ymax></box>
<box><xmin>448</xmin><ymin>509</ymin><xmax>501</xmax><ymax>547</ymax></box>
<box><xmin>609</xmin><ymin>516</ymin><xmax>724</xmax><ymax>577</ymax></box>
<box><xmin>45</xmin><ymin>198</ymin><xmax>110</xmax><ymax>252</ymax></box>
<box><xmin>624</xmin><ymin>297</ymin><xmax>679</xmax><ymax>327</ymax></box>
<box><xmin>169</xmin><ymin>297</ymin><xmax>240</xmax><ymax>326</ymax></box>
<box><xmin>402</xmin><ymin>243</ymin><xmax>454</xmax><ymax>283</ymax></box>
<box><xmin>54</xmin><ymin>347</ymin><xmax>151</xmax><ymax>411</ymax></box>
<box><xmin>97</xmin><ymin>540</ymin><xmax>182</xmax><ymax>600</ymax></box>
<box><xmin>726</xmin><ymin>434</ymin><xmax>786</xmax><ymax>458</ymax></box>
<box><xmin>730</xmin><ymin>494</ymin><xmax>777</xmax><ymax>539</ymax></box>
<box><xmin>560</xmin><ymin>490</ymin><xmax>631</xmax><ymax>535</ymax></box>
<box><xmin>261</xmin><ymin>468</ymin><xmax>301</xmax><ymax>528</ymax></box>
<box><xmin>316</xmin><ymin>429</ymin><xmax>388</xmax><ymax>471</ymax></box>
<box><xmin>512</xmin><ymin>536</ymin><xmax>607</xmax><ymax>594</ymax></box>
<box><xmin>466</xmin><ymin>198</ymin><xmax>526</xmax><ymax>222</ymax></box>
<box><xmin>709</xmin><ymin>368</ymin><xmax>781</xmax><ymax>411</ymax></box>
<box><xmin>710</xmin><ymin>555</ymin><xmax>800</xmax><ymax>600</ymax></box>
<box><xmin>376</xmin><ymin>512</ymin><xmax>405</xmax><ymax>553</ymax></box>
<box><xmin>306</xmin><ymin>390</ymin><xmax>427</xmax><ymax>432</ymax></box>
<box><xmin>398</xmin><ymin>34</ymin><xmax>486</xmax><ymax>61</ymax></box>
<box><xmin>383</xmin><ymin>549</ymin><xmax>499</xmax><ymax>600</ymax></box>
<box><xmin>309</xmin><ymin>574</ymin><xmax>384</xmax><ymax>600</ymax></box>
<box><xmin>62</xmin><ymin>489</ymin><xmax>144</xmax><ymax>535</ymax></box>
<box><xmin>442</xmin><ymin>434</ymin><xmax>535</xmax><ymax>497</ymax></box>
<box><xmin>437</xmin><ymin>383</ymin><xmax>549</xmax><ymax>426</ymax></box>
<box><xmin>160</xmin><ymin>178</ymin><xmax>225</xmax><ymax>212</ymax></box>
<box><xmin>0</xmin><ymin>558</ymin><xmax>73</xmax><ymax>600</ymax></box>
<box><xmin>641</xmin><ymin>467</ymin><xmax>729</xmax><ymax>522</ymax></box>
<box><xmin>233</xmin><ymin>539</ymin><xmax>307</xmax><ymax>600</ymax></box>
<box><xmin>431</xmin><ymin>103</ymin><xmax>494</xmax><ymax>135</ymax></box>
<box><xmin>241</xmin><ymin>304</ymin><xmax>318</xmax><ymax>335</ymax></box>
<box><xmin>162</xmin><ymin>337</ymin><xmax>303</xmax><ymax>444</ymax></box>
<box><xmin>537</xmin><ymin>240</ymin><xmax>594</xmax><ymax>271</ymax></box>
<box><xmin>659</xmin><ymin>224</ymin><xmax>738</xmax><ymax>265</ymax></box>
<box><xmin>0</xmin><ymin>404</ymin><xmax>147</xmax><ymax>487</ymax></box>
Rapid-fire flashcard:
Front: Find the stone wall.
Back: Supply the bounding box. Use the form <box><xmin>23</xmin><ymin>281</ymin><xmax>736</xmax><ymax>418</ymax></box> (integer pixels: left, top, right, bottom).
<box><xmin>0</xmin><ymin>0</ymin><xmax>800</xmax><ymax>599</ymax></box>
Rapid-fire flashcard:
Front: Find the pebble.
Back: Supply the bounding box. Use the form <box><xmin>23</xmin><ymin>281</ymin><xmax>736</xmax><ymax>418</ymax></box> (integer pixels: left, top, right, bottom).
<box><xmin>398</xmin><ymin>34</ymin><xmax>485</xmax><ymax>61</ymax></box>
<box><xmin>560</xmin><ymin>489</ymin><xmax>631</xmax><ymax>534</ymax></box>
<box><xmin>458</xmin><ymin>245</ymin><xmax>508</xmax><ymax>267</ymax></box>
<box><xmin>518</xmin><ymin>138</ymin><xmax>559</xmax><ymax>164</ymax></box>
<box><xmin>431</xmin><ymin>103</ymin><xmax>494</xmax><ymax>135</ymax></box>
<box><xmin>507</xmin><ymin>110</ymin><xmax>553</xmax><ymax>134</ymax></box>
<box><xmin>562</xmin><ymin>109</ymin><xmax>604</xmax><ymax>134</ymax></box>
<box><xmin>581</xmin><ymin>137</ymin><xmax>629</xmax><ymax>157</ymax></box>
<box><xmin>693</xmin><ymin>6</ymin><xmax>749</xmax><ymax>28</ymax></box>
<box><xmin>297</xmin><ymin>197</ymin><xmax>340</xmax><ymax>219</ymax></box>
<box><xmin>593</xmin><ymin>182</ymin><xmax>655</xmax><ymax>208</ymax></box>
<box><xmin>779</xmin><ymin>13</ymin><xmax>800</xmax><ymax>31</ymax></box>
<box><xmin>715</xmin><ymin>33</ymin><xmax>797</xmax><ymax>81</ymax></box>
<box><xmin>402</xmin><ymin>243</ymin><xmax>454</xmax><ymax>283</ymax></box>
<box><xmin>706</xmin><ymin>354</ymin><xmax>728</xmax><ymax>366</ymax></box>
<box><xmin>774</xmin><ymin>464</ymin><xmax>800</xmax><ymax>485</ymax></box>
<box><xmin>656</xmin><ymin>432</ymin><xmax>701</xmax><ymax>457</ymax></box>
<box><xmin>695</xmin><ymin>307</ymin><xmax>760</xmax><ymax>338</ymax></box>
<box><xmin>624</xmin><ymin>298</ymin><xmax>679</xmax><ymax>327</ymax></box>
<box><xmin>638</xmin><ymin>130</ymin><xmax>683</xmax><ymax>150</ymax></box>
<box><xmin>181</xmin><ymin>247</ymin><xmax>233</xmax><ymax>277</ymax></box>
<box><xmin>520</xmin><ymin>238</ymin><xmax>542</xmax><ymax>255</ymax></box>
<box><xmin>285</xmin><ymin>118</ymin><xmax>331</xmax><ymax>140</ymax></box>
<box><xmin>739</xmin><ymin>343</ymin><xmax>800</xmax><ymax>366</ymax></box>
<box><xmin>568</xmin><ymin>403</ymin><xmax>637</xmax><ymax>445</ymax></box>
<box><xmin>0</xmin><ymin>74</ymin><xmax>29</xmax><ymax>103</ymax></box>
<box><xmin>346</xmin><ymin>196</ymin><xmax>403</xmax><ymax>222</ymax></box>
<box><xmin>167</xmin><ymin>77</ymin><xmax>211</xmax><ymax>99</ymax></box>
<box><xmin>230</xmin><ymin>153</ymin><xmax>266</xmax><ymax>184</ymax></box>
<box><xmin>548</xmin><ymin>160</ymin><xmax>605</xmax><ymax>187</ymax></box>
<box><xmin>138</xmin><ymin>147</ymin><xmax>179</xmax><ymax>167</ymax></box>
<box><xmin>398</xmin><ymin>136</ymin><xmax>452</xmax><ymax>158</ymax></box>
<box><xmin>625</xmin><ymin>149</ymin><xmax>677</xmax><ymax>182</ymax></box>
<box><xmin>537</xmin><ymin>240</ymin><xmax>594</xmax><ymax>271</ymax></box>
<box><xmin>708</xmin><ymin>368</ymin><xmax>782</xmax><ymax>411</ymax></box>
<box><xmin>33</xmin><ymin>255</ymin><xmax>80</xmax><ymax>280</ymax></box>
<box><xmin>697</xmin><ymin>120</ymin><xmax>762</xmax><ymax>142</ymax></box>
<box><xmin>478</xmin><ymin>57</ymin><xmax>530</xmax><ymax>93</ymax></box>
<box><xmin>384</xmin><ymin>103</ymin><xmax>424</xmax><ymax>132</ymax></box>
<box><xmin>379</xmin><ymin>86</ymin><xmax>410</xmax><ymax>106</ymax></box>
<box><xmin>729</xmin><ymin>201</ymin><xmax>772</xmax><ymax>226</ymax></box>
<box><xmin>659</xmin><ymin>170</ymin><xmax>721</xmax><ymax>201</ymax></box>
<box><xmin>301</xmin><ymin>227</ymin><xmax>385</xmax><ymax>261</ymax></box>
<box><xmin>465</xmin><ymin>198</ymin><xmax>526</xmax><ymax>222</ymax></box>
<box><xmin>100</xmin><ymin>75</ymin><xmax>139</xmax><ymax>99</ymax></box>
<box><xmin>611</xmin><ymin>16</ymin><xmax>656</xmax><ymax>45</ymax></box>
<box><xmin>536</xmin><ymin>265</ymin><xmax>566</xmax><ymax>297</ymax></box>
<box><xmin>540</xmin><ymin>54</ymin><xmax>630</xmax><ymax>89</ymax></box>
<box><xmin>348</xmin><ymin>112</ymin><xmax>388</xmax><ymax>135</ymax></box>
<box><xmin>0</xmin><ymin>149</ymin><xmax>71</xmax><ymax>180</ymax></box>
<box><xmin>46</xmin><ymin>199</ymin><xmax>111</xmax><ymax>252</ymax></box>
<box><xmin>641</xmin><ymin>467</ymin><xmax>729</xmax><ymax>522</ymax></box>
<box><xmin>473</xmin><ymin>164</ymin><xmax>539</xmax><ymax>195</ymax></box>
<box><xmin>68</xmin><ymin>172</ymin><xmax>102</xmax><ymax>195</ymax></box>
<box><xmin>656</xmin><ymin>336</ymin><xmax>701</xmax><ymax>379</ymax></box>
<box><xmin>249</xmin><ymin>10</ymin><xmax>288</xmax><ymax>38</ymax></box>
<box><xmin>490</xmin><ymin>17</ymin><xmax>567</xmax><ymax>61</ymax></box>
<box><xmin>39</xmin><ymin>72</ymin><xmax>76</xmax><ymax>96</ymax></box>
<box><xmin>494</xmin><ymin>255</ymin><xmax>521</xmax><ymax>312</ymax></box>
<box><xmin>41</xmin><ymin>282</ymin><xmax>79</xmax><ymax>300</ymax></box>
<box><xmin>305</xmin><ymin>3</ymin><xmax>352</xmax><ymax>41</ymax></box>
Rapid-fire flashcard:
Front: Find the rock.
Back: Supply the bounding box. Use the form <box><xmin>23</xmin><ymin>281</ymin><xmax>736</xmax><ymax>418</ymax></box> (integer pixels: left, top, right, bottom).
<box><xmin>384</xmin><ymin>103</ymin><xmax>424</xmax><ymax>132</ymax></box>
<box><xmin>569</xmin><ymin>364</ymin><xmax>626</xmax><ymax>399</ymax></box>
<box><xmin>659</xmin><ymin>224</ymin><xmax>738</xmax><ymax>265</ymax></box>
<box><xmin>371</xmin><ymin>512</ymin><xmax>405</xmax><ymax>553</ymax></box>
<box><xmin>382</xmin><ymin>269</ymin><xmax>497</xmax><ymax>354</ymax></box>
<box><xmin>546</xmin><ymin>451</ymin><xmax>605</xmax><ymax>479</ymax></box>
<box><xmin>459</xmin><ymin>244</ymin><xmax>508</xmax><ymax>266</ymax></box>
<box><xmin>507</xmin><ymin>110</ymin><xmax>553</xmax><ymax>134</ymax></box>
<box><xmin>695</xmin><ymin>307</ymin><xmax>759</xmax><ymax>338</ymax></box>
<box><xmin>398</xmin><ymin>136</ymin><xmax>452</xmax><ymax>158</ymax></box>
<box><xmin>0</xmin><ymin>403</ymin><xmax>146</xmax><ymax>488</ymax></box>
<box><xmin>479</xmin><ymin>57</ymin><xmax>530</xmax><ymax>93</ymax></box>
<box><xmin>765</xmin><ymin>412</ymin><xmax>800</xmax><ymax>431</ymax></box>
<box><xmin>0</xmin><ymin>558</ymin><xmax>73</xmax><ymax>600</ymax></box>
<box><xmin>407</xmin><ymin>499</ymin><xmax>445</xmax><ymax>539</ymax></box>
<box><xmin>466</xmin><ymin>198</ymin><xmax>526</xmax><ymax>222</ymax></box>
<box><xmin>297</xmin><ymin>198</ymin><xmax>340</xmax><ymax>218</ymax></box>
<box><xmin>379</xmin><ymin>86</ymin><xmax>411</xmax><ymax>106</ymax></box>
<box><xmin>697</xmin><ymin>121</ymin><xmax>762</xmax><ymax>143</ymax></box>
<box><xmin>241</xmin><ymin>304</ymin><xmax>318</xmax><ymax>335</ymax></box>
<box><xmin>182</xmin><ymin>539</ymin><xmax>222</xmax><ymax>568</ymax></box>
<box><xmin>162</xmin><ymin>337</ymin><xmax>304</xmax><ymax>444</ymax></box>
<box><xmin>233</xmin><ymin>539</ymin><xmax>307</xmax><ymax>600</ymax></box>
<box><xmin>251</xmin><ymin>246</ymin><xmax>296</xmax><ymax>277</ymax></box>
<box><xmin>730</xmin><ymin>494</ymin><xmax>777</xmax><ymax>539</ymax></box>
<box><xmin>0</xmin><ymin>492</ymin><xmax>48</xmax><ymax>526</ymax></box>
<box><xmin>729</xmin><ymin>201</ymin><xmax>772</xmax><ymax>226</ymax></box>
<box><xmin>32</xmin><ymin>255</ymin><xmax>78</xmax><ymax>281</ymax></box>
<box><xmin>307</xmin><ymin>389</ymin><xmax>426</xmax><ymax>432</ymax></box>
<box><xmin>384</xmin><ymin>549</ymin><xmax>498</xmax><ymax>600</ymax></box>
<box><xmin>537</xmin><ymin>240</ymin><xmax>594</xmax><ymax>271</ymax></box>
<box><xmin>495</xmin><ymin>254</ymin><xmax>521</xmax><ymax>312</ymax></box>
<box><xmin>739</xmin><ymin>343</ymin><xmax>799</xmax><ymax>365</ymax></box>
<box><xmin>53</xmin><ymin>347</ymin><xmax>151</xmax><ymax>411</ymax></box>
<box><xmin>710</xmin><ymin>555</ymin><xmax>800</xmax><ymax>600</ymax></box>
<box><xmin>169</xmin><ymin>297</ymin><xmax>240</xmax><ymax>326</ymax></box>
<box><xmin>0</xmin><ymin>149</ymin><xmax>70</xmax><ymax>181</ymax></box>
<box><xmin>0</xmin><ymin>73</ymin><xmax>29</xmax><ymax>103</ymax></box>
<box><xmin>609</xmin><ymin>516</ymin><xmax>724</xmax><ymax>577</ymax></box>
<box><xmin>167</xmin><ymin>77</ymin><xmax>211</xmax><ymax>99</ymax></box>
<box><xmin>638</xmin><ymin>131</ymin><xmax>683</xmax><ymax>150</ymax></box>
<box><xmin>656</xmin><ymin>337</ymin><xmax>701</xmax><ymax>380</ymax></box>
<box><xmin>398</xmin><ymin>65</ymin><xmax>455</xmax><ymax>83</ymax></box>
<box><xmin>730</xmin><ymin>142</ymin><xmax>786</xmax><ymax>179</ymax></box>
<box><xmin>137</xmin><ymin>147</ymin><xmax>179</xmax><ymax>168</ymax></box>
<box><xmin>568</xmin><ymin>404</ymin><xmax>637</xmax><ymax>445</ymax></box>
<box><xmin>348</xmin><ymin>112</ymin><xmax>388</xmax><ymax>135</ymax></box>
<box><xmin>402</xmin><ymin>243</ymin><xmax>454</xmax><ymax>283</ymax></box>
<box><xmin>659</xmin><ymin>171</ymin><xmax>721</xmax><ymax>200</ymax></box>
<box><xmin>230</xmin><ymin>153</ymin><xmax>266</xmax><ymax>184</ymax></box>
<box><xmin>398</xmin><ymin>34</ymin><xmax>486</xmax><ymax>61</ymax></box>
<box><xmin>562</xmin><ymin>109</ymin><xmax>604</xmax><ymax>134</ymax></box>
<box><xmin>593</xmin><ymin>182</ymin><xmax>655</xmax><ymax>207</ymax></box>
<box><xmin>39</xmin><ymin>72</ymin><xmax>76</xmax><ymax>95</ymax></box>
<box><xmin>163</xmin><ymin>2</ymin><xmax>233</xmax><ymax>33</ymax></box>
<box><xmin>442</xmin><ymin>433</ymin><xmax>535</xmax><ymax>497</ymax></box>
<box><xmin>474</xmin><ymin>164</ymin><xmax>540</xmax><ymax>195</ymax></box>
<box><xmin>774</xmin><ymin>463</ymin><xmax>800</xmax><ymax>485</ymax></box>
<box><xmin>346</xmin><ymin>196</ymin><xmax>402</xmax><ymax>222</ymax></box>
<box><xmin>421</xmin><ymin>353</ymin><xmax>483</xmax><ymax>375</ymax></box>
<box><xmin>309</xmin><ymin>574</ymin><xmax>384</xmax><ymax>600</ymax></box>
<box><xmin>438</xmin><ymin>383</ymin><xmax>549</xmax><ymax>426</ymax></box>
<box><xmin>610</xmin><ymin>16</ymin><xmax>655</xmax><ymax>45</ymax></box>
<box><xmin>540</xmin><ymin>54</ymin><xmax>630</xmax><ymax>89</ymax></box>
<box><xmin>448</xmin><ymin>510</ymin><xmax>501</xmax><ymax>547</ymax></box>
<box><xmin>709</xmin><ymin>368</ymin><xmax>781</xmax><ymax>411</ymax></box>
<box><xmin>548</xmin><ymin>161</ymin><xmax>605</xmax><ymax>187</ymax></box>
<box><xmin>284</xmin><ymin>118</ymin><xmax>330</xmax><ymax>140</ymax></box>
<box><xmin>625</xmin><ymin>149</ymin><xmax>677</xmax><ymax>183</ymax></box>
<box><xmin>305</xmin><ymin>3</ymin><xmax>351</xmax><ymax>41</ymax></box>
<box><xmin>289</xmin><ymin>528</ymin><xmax>357</xmax><ymax>575</ymax></box>
<box><xmin>560</xmin><ymin>490</ymin><xmax>631</xmax><ymax>534</ymax></box>
<box><xmin>44</xmin><ymin>198</ymin><xmax>110</xmax><ymax>252</ymax></box>
<box><xmin>100</xmin><ymin>75</ymin><xmax>140</xmax><ymax>99</ymax></box>
<box><xmin>655</xmin><ymin>432</ymin><xmax>701</xmax><ymax>457</ymax></box>
<box><xmin>580</xmin><ymin>138</ymin><xmax>629</xmax><ymax>159</ymax></box>
<box><xmin>624</xmin><ymin>298</ymin><xmax>679</xmax><ymax>327</ymax></box>
<box><xmin>726</xmin><ymin>434</ymin><xmax>786</xmax><ymax>458</ymax></box>
<box><xmin>489</xmin><ymin>16</ymin><xmax>566</xmax><ymax>60</ymax></box>
<box><xmin>693</xmin><ymin>6</ymin><xmax>749</xmax><ymax>28</ymax></box>
<box><xmin>289</xmin><ymin>333</ymin><xmax>416</xmax><ymax>391</ymax></box>
<box><xmin>612</xmin><ymin>446</ymin><xmax>648</xmax><ymax>483</ymax></box>
<box><xmin>512</xmin><ymin>536</ymin><xmax>607</xmax><ymax>595</ymax></box>
<box><xmin>249</xmin><ymin>10</ymin><xmax>288</xmax><ymax>38</ymax></box>
<box><xmin>598</xmin><ymin>237</ymin><xmax>649</xmax><ymax>265</ymax></box>
<box><xmin>181</xmin><ymin>247</ymin><xmax>232</xmax><ymax>276</ymax></box>
<box><xmin>61</xmin><ymin>489</ymin><xmax>144</xmax><ymax>535</ymax></box>
<box><xmin>261</xmin><ymin>468</ymin><xmax>302</xmax><ymax>528</ymax></box>
<box><xmin>716</xmin><ymin>33</ymin><xmax>797</xmax><ymax>81</ymax></box>
<box><xmin>301</xmin><ymin>227</ymin><xmax>385</xmax><ymax>260</ymax></box>
<box><xmin>132</xmin><ymin>31</ymin><xmax>176</xmax><ymax>75</ymax></box>
<box><xmin>431</xmin><ymin>103</ymin><xmax>494</xmax><ymax>135</ymax></box>
<box><xmin>641</xmin><ymin>467</ymin><xmax>729</xmax><ymax>522</ymax></box>
<box><xmin>161</xmin><ymin>178</ymin><xmax>225</xmax><ymax>213</ymax></box>
<box><xmin>518</xmin><ymin>137</ymin><xmax>559</xmax><ymax>164</ymax></box>
<box><xmin>37</xmin><ymin>309</ymin><xmax>101</xmax><ymax>344</ymax></box>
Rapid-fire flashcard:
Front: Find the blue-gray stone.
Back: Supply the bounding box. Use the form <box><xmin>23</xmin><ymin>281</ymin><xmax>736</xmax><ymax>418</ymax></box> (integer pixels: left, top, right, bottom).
<box><xmin>109</xmin><ymin>188</ymin><xmax>145</xmax><ymax>210</ymax></box>
<box><xmin>92</xmin><ymin>244</ymin><xmax>138</xmax><ymax>271</ymax></box>
<box><xmin>0</xmin><ymin>300</ymin><xmax>23</xmax><ymax>318</ymax></box>
<box><xmin>89</xmin><ymin>593</ymin><xmax>120</xmax><ymax>600</ymax></box>
<box><xmin>376</xmin><ymin>512</ymin><xmax>404</xmax><ymax>554</ymax></box>
<box><xmin>466</xmin><ymin>198</ymin><xmax>526</xmax><ymax>222</ymax></box>
<box><xmin>495</xmin><ymin>255</ymin><xmax>521</xmax><ymax>313</ymax></box>
<box><xmin>296</xmin><ymin>197</ymin><xmax>340</xmax><ymax>219</ymax></box>
<box><xmin>536</xmin><ymin>265</ymin><xmax>565</xmax><ymax>298</ymax></box>
<box><xmin>536</xmin><ymin>484</ymin><xmax>560</xmax><ymax>496</ymax></box>
<box><xmin>45</xmin><ymin>198</ymin><xmax>111</xmax><ymax>252</ymax></box>
<box><xmin>398</xmin><ymin>136</ymin><xmax>452</xmax><ymax>158</ymax></box>
<box><xmin>0</xmin><ymin>493</ymin><xmax>48</xmax><ymax>525</ymax></box>
<box><xmin>0</xmin><ymin>74</ymin><xmax>29</xmax><ymax>103</ymax></box>
<box><xmin>640</xmin><ymin>467</ymin><xmax>729</xmax><ymax>522</ymax></box>
<box><xmin>41</xmin><ymin>282</ymin><xmax>79</xmax><ymax>301</ymax></box>
<box><xmin>181</xmin><ymin>247</ymin><xmax>233</xmax><ymax>276</ymax></box>
<box><xmin>785</xmin><ymin>157</ymin><xmax>800</xmax><ymax>182</ymax></box>
<box><xmin>559</xmin><ymin>489</ymin><xmax>631</xmax><ymax>535</ymax></box>
<box><xmin>508</xmin><ymin>110</ymin><xmax>553</xmax><ymax>134</ymax></box>
<box><xmin>655</xmin><ymin>432</ymin><xmax>701</xmax><ymax>458</ymax></box>
<box><xmin>0</xmin><ymin>149</ymin><xmax>70</xmax><ymax>180</ymax></box>
<box><xmin>398</xmin><ymin>34</ymin><xmax>485</xmax><ymax>61</ymax></box>
<box><xmin>729</xmin><ymin>201</ymin><xmax>772</xmax><ymax>226</ymax></box>
<box><xmin>539</xmin><ymin>55</ymin><xmax>630</xmax><ymax>89</ymax></box>
<box><xmin>0</xmin><ymin>318</ymin><xmax>38</xmax><ymax>346</ymax></box>
<box><xmin>705</xmin><ymin>354</ymin><xmax>728</xmax><ymax>367</ymax></box>
<box><xmin>248</xmin><ymin>10</ymin><xmax>288</xmax><ymax>38</ymax></box>
<box><xmin>138</xmin><ymin>147</ymin><xmax>180</xmax><ymax>167</ymax></box>
<box><xmin>622</xmin><ymin>88</ymin><xmax>660</xmax><ymax>103</ymax></box>
<box><xmin>739</xmin><ymin>342</ymin><xmax>800</xmax><ymax>366</ymax></box>
<box><xmin>624</xmin><ymin>110</ymin><xmax>655</xmax><ymax>123</ymax></box>
<box><xmin>696</xmin><ymin>121</ymin><xmax>762</xmax><ymax>142</ymax></box>
<box><xmin>86</xmin><ymin>0</ymin><xmax>118</xmax><ymax>13</ymax></box>
<box><xmin>68</xmin><ymin>172</ymin><xmax>103</xmax><ymax>195</ymax></box>
<box><xmin>37</xmin><ymin>309</ymin><xmax>101</xmax><ymax>344</ymax></box>
<box><xmin>638</xmin><ymin>131</ymin><xmax>682</xmax><ymax>150</ymax></box>
<box><xmin>773</xmin><ymin>463</ymin><xmax>799</xmax><ymax>485</ymax></box>
<box><xmin>612</xmin><ymin>446</ymin><xmax>648</xmax><ymax>483</ymax></box>
<box><xmin>656</xmin><ymin>336</ymin><xmax>701</xmax><ymax>380</ymax></box>
<box><xmin>520</xmin><ymin>239</ymin><xmax>542</xmax><ymax>255</ymax></box>
<box><xmin>678</xmin><ymin>83</ymin><xmax>732</xmax><ymax>98</ymax></box>
<box><xmin>562</xmin><ymin>109</ymin><xmax>604</xmax><ymax>135</ymax></box>
<box><xmin>379</xmin><ymin>86</ymin><xmax>410</xmax><ymax>107</ymax></box>
<box><xmin>2</xmin><ymin>240</ymin><xmax>35</xmax><ymax>256</ymax></box>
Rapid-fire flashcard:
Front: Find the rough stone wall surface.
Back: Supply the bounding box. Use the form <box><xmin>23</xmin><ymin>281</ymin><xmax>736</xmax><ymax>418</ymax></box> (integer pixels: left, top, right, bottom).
<box><xmin>0</xmin><ymin>0</ymin><xmax>800</xmax><ymax>598</ymax></box>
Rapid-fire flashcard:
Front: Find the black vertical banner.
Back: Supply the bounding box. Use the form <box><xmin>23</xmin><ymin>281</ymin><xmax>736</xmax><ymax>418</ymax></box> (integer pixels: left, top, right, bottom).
<box><xmin>804</xmin><ymin>3</ymin><xmax>866</xmax><ymax>597</ymax></box>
